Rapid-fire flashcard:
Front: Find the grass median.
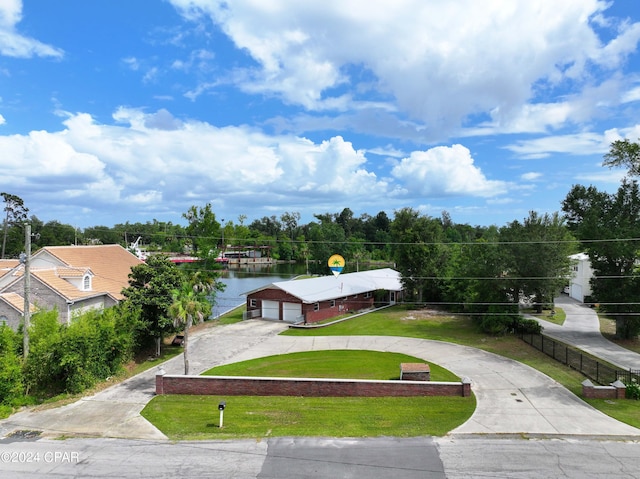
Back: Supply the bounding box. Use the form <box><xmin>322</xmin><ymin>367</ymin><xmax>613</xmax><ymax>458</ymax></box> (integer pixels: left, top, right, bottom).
<box><xmin>141</xmin><ymin>350</ymin><xmax>475</xmax><ymax>440</ymax></box>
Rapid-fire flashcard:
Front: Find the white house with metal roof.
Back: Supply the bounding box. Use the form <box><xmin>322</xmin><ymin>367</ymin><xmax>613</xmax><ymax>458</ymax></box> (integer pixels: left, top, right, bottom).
<box><xmin>244</xmin><ymin>268</ymin><xmax>403</xmax><ymax>323</ymax></box>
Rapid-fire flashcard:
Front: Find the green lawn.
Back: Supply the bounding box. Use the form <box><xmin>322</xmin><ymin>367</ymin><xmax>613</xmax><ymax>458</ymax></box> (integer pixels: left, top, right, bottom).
<box><xmin>142</xmin><ymin>349</ymin><xmax>475</xmax><ymax>440</ymax></box>
<box><xmin>142</xmin><ymin>395</ymin><xmax>474</xmax><ymax>440</ymax></box>
<box><xmin>523</xmin><ymin>307</ymin><xmax>566</xmax><ymax>326</ymax></box>
<box><xmin>202</xmin><ymin>350</ymin><xmax>459</xmax><ymax>381</ymax></box>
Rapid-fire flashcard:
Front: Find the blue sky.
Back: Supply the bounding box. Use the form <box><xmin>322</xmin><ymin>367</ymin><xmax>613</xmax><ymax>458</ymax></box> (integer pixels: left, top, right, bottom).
<box><xmin>1</xmin><ymin>0</ymin><xmax>640</xmax><ymax>229</ymax></box>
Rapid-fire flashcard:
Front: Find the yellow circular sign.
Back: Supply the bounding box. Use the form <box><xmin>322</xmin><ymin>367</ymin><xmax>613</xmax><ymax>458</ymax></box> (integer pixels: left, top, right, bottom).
<box><xmin>328</xmin><ymin>254</ymin><xmax>345</xmax><ymax>268</ymax></box>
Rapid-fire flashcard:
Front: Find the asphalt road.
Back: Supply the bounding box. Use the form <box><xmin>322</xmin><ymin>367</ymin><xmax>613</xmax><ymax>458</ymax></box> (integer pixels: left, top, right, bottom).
<box><xmin>1</xmin><ymin>434</ymin><xmax>639</xmax><ymax>478</ymax></box>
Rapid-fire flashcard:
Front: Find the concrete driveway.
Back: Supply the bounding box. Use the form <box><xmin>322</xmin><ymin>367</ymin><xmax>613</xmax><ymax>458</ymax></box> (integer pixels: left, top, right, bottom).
<box><xmin>535</xmin><ymin>295</ymin><xmax>640</xmax><ymax>370</ymax></box>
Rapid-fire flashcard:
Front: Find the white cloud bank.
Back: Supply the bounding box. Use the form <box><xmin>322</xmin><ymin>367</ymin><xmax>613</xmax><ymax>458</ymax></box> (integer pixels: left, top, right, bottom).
<box><xmin>0</xmin><ymin>108</ymin><xmax>506</xmax><ymax>224</ymax></box>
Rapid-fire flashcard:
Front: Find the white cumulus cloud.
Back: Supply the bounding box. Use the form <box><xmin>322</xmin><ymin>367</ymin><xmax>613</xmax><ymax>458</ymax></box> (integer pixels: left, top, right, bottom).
<box><xmin>0</xmin><ymin>0</ymin><xmax>63</xmax><ymax>58</ymax></box>
<box><xmin>391</xmin><ymin>144</ymin><xmax>507</xmax><ymax>197</ymax></box>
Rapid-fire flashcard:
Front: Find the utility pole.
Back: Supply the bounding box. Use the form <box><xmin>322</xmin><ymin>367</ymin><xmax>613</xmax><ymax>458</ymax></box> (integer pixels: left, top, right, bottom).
<box><xmin>21</xmin><ymin>223</ymin><xmax>31</xmax><ymax>359</ymax></box>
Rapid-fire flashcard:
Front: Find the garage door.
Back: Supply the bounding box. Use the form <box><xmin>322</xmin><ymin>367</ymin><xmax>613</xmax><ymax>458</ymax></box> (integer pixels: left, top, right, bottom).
<box><xmin>571</xmin><ymin>284</ymin><xmax>583</xmax><ymax>302</ymax></box>
<box><xmin>282</xmin><ymin>302</ymin><xmax>302</xmax><ymax>323</ymax></box>
<box><xmin>262</xmin><ymin>300</ymin><xmax>279</xmax><ymax>320</ymax></box>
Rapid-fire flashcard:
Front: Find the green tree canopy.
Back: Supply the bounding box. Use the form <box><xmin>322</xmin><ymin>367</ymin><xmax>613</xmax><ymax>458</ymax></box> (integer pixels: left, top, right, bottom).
<box><xmin>121</xmin><ymin>255</ymin><xmax>185</xmax><ymax>355</ymax></box>
<box><xmin>500</xmin><ymin>211</ymin><xmax>576</xmax><ymax>313</ymax></box>
<box><xmin>603</xmin><ymin>138</ymin><xmax>640</xmax><ymax>177</ymax></box>
<box><xmin>1</xmin><ymin>192</ymin><xmax>29</xmax><ymax>258</ymax></box>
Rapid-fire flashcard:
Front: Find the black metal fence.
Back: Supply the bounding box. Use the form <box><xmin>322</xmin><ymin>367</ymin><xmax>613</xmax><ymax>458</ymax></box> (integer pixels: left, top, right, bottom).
<box><xmin>520</xmin><ymin>332</ymin><xmax>640</xmax><ymax>385</ymax></box>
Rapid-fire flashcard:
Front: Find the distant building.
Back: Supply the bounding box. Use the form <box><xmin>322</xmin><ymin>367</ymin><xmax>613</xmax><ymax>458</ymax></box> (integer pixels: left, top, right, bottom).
<box><xmin>243</xmin><ymin>268</ymin><xmax>403</xmax><ymax>324</ymax></box>
<box><xmin>567</xmin><ymin>253</ymin><xmax>594</xmax><ymax>303</ymax></box>
<box><xmin>0</xmin><ymin>245</ymin><xmax>142</xmax><ymax>330</ymax></box>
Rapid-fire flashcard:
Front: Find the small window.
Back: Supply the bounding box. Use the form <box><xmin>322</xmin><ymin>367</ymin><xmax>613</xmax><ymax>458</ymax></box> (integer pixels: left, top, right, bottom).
<box><xmin>83</xmin><ymin>275</ymin><xmax>91</xmax><ymax>290</ymax></box>
<box><xmin>314</xmin><ymin>302</ymin><xmax>320</xmax><ymax>311</ymax></box>
<box><xmin>330</xmin><ymin>300</ymin><xmax>335</xmax><ymax>308</ymax></box>
<box><xmin>365</xmin><ymin>292</ymin><xmax>372</xmax><ymax>298</ymax></box>
<box><xmin>250</xmin><ymin>298</ymin><xmax>257</xmax><ymax>307</ymax></box>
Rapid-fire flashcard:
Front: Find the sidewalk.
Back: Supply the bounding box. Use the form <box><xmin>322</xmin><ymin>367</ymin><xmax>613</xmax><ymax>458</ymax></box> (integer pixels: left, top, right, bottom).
<box><xmin>1</xmin><ymin>318</ymin><xmax>638</xmax><ymax>440</ymax></box>
<box><xmin>532</xmin><ymin>295</ymin><xmax>640</xmax><ymax>370</ymax></box>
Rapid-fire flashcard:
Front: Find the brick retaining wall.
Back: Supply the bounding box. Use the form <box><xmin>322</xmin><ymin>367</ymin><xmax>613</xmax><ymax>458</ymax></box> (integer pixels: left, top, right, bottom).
<box><xmin>156</xmin><ymin>373</ymin><xmax>472</xmax><ymax>397</ymax></box>
<box><xmin>581</xmin><ymin>379</ymin><xmax>626</xmax><ymax>400</ymax></box>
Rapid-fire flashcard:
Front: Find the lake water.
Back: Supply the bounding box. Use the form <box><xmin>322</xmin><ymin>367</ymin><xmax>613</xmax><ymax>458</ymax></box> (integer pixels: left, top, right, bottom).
<box><xmin>212</xmin><ymin>263</ymin><xmax>307</xmax><ymax>317</ymax></box>
<box><xmin>212</xmin><ymin>262</ymin><xmax>386</xmax><ymax>317</ymax></box>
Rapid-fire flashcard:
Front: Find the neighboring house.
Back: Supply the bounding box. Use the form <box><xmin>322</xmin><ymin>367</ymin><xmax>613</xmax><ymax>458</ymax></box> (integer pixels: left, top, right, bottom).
<box><xmin>567</xmin><ymin>252</ymin><xmax>594</xmax><ymax>303</ymax></box>
<box><xmin>244</xmin><ymin>268</ymin><xmax>403</xmax><ymax>324</ymax></box>
<box><xmin>0</xmin><ymin>245</ymin><xmax>143</xmax><ymax>330</ymax></box>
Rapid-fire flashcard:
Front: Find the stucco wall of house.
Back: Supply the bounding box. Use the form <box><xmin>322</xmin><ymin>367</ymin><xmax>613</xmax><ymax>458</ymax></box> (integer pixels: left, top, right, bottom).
<box><xmin>5</xmin><ymin>277</ymin><xmax>71</xmax><ymax>323</ymax></box>
<box><xmin>69</xmin><ymin>295</ymin><xmax>114</xmax><ymax>319</ymax></box>
<box><xmin>0</xmin><ymin>302</ymin><xmax>21</xmax><ymax>330</ymax></box>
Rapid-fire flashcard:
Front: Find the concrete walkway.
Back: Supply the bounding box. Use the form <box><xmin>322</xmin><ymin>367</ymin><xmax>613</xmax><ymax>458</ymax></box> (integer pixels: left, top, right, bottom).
<box><xmin>1</xmin><ymin>317</ymin><xmax>639</xmax><ymax>440</ymax></box>
<box><xmin>532</xmin><ymin>295</ymin><xmax>640</xmax><ymax>370</ymax></box>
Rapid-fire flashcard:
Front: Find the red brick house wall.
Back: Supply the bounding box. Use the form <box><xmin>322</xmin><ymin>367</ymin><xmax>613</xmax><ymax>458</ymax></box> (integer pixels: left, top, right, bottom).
<box><xmin>156</xmin><ymin>374</ymin><xmax>472</xmax><ymax>397</ymax></box>
<box><xmin>246</xmin><ymin>288</ymin><xmax>301</xmax><ymax>321</ymax></box>
<box><xmin>246</xmin><ymin>289</ymin><xmax>375</xmax><ymax>323</ymax></box>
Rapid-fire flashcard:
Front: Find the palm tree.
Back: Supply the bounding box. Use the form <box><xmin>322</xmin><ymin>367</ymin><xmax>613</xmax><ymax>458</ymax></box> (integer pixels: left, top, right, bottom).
<box><xmin>168</xmin><ymin>283</ymin><xmax>212</xmax><ymax>375</ymax></box>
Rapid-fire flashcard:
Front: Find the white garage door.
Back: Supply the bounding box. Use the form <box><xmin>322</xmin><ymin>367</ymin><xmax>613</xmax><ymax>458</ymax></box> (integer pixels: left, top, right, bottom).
<box><xmin>262</xmin><ymin>300</ymin><xmax>279</xmax><ymax>320</ymax></box>
<box><xmin>571</xmin><ymin>284</ymin><xmax>583</xmax><ymax>303</ymax></box>
<box><xmin>282</xmin><ymin>302</ymin><xmax>302</xmax><ymax>323</ymax></box>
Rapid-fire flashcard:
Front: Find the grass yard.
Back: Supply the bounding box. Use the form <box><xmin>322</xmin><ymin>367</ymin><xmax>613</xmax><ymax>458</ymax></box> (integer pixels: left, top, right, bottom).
<box><xmin>202</xmin><ymin>350</ymin><xmax>460</xmax><ymax>381</ymax></box>
<box><xmin>142</xmin><ymin>395</ymin><xmax>474</xmax><ymax>440</ymax></box>
<box><xmin>524</xmin><ymin>307</ymin><xmax>566</xmax><ymax>326</ymax></box>
<box><xmin>142</xmin><ymin>349</ymin><xmax>475</xmax><ymax>440</ymax></box>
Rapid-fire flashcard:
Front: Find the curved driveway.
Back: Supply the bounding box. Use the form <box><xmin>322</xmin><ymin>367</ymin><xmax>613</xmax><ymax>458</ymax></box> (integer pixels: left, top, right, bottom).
<box><xmin>1</xmin><ymin>318</ymin><xmax>638</xmax><ymax>440</ymax></box>
<box><xmin>535</xmin><ymin>295</ymin><xmax>640</xmax><ymax>370</ymax></box>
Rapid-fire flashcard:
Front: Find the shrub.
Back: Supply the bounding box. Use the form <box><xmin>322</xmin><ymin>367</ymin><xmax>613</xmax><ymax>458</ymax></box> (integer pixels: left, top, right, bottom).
<box><xmin>515</xmin><ymin>318</ymin><xmax>543</xmax><ymax>335</ymax></box>
<box><xmin>24</xmin><ymin>307</ymin><xmax>136</xmax><ymax>396</ymax></box>
<box><xmin>625</xmin><ymin>379</ymin><xmax>640</xmax><ymax>400</ymax></box>
<box><xmin>0</xmin><ymin>325</ymin><xmax>23</xmax><ymax>405</ymax></box>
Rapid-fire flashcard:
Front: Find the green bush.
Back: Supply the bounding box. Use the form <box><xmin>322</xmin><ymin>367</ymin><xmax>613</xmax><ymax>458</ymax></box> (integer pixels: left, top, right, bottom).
<box><xmin>625</xmin><ymin>379</ymin><xmax>640</xmax><ymax>400</ymax></box>
<box><xmin>0</xmin><ymin>325</ymin><xmax>24</xmax><ymax>405</ymax></box>
<box><xmin>24</xmin><ymin>307</ymin><xmax>136</xmax><ymax>396</ymax></box>
<box><xmin>515</xmin><ymin>318</ymin><xmax>543</xmax><ymax>335</ymax></box>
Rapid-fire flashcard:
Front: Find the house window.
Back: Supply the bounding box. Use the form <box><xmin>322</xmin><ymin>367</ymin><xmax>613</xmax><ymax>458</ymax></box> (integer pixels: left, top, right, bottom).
<box><xmin>0</xmin><ymin>315</ymin><xmax>6</xmax><ymax>326</ymax></box>
<box><xmin>365</xmin><ymin>291</ymin><xmax>372</xmax><ymax>298</ymax></box>
<box><xmin>330</xmin><ymin>300</ymin><xmax>335</xmax><ymax>308</ymax></box>
<box><xmin>83</xmin><ymin>275</ymin><xmax>91</xmax><ymax>290</ymax></box>
<box><xmin>314</xmin><ymin>302</ymin><xmax>320</xmax><ymax>311</ymax></box>
<box><xmin>250</xmin><ymin>299</ymin><xmax>257</xmax><ymax>307</ymax></box>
